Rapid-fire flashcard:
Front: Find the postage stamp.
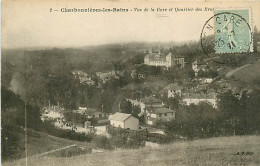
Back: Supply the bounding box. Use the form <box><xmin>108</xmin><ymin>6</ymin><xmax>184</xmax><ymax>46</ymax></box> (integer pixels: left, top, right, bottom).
<box><xmin>214</xmin><ymin>9</ymin><xmax>253</xmax><ymax>53</ymax></box>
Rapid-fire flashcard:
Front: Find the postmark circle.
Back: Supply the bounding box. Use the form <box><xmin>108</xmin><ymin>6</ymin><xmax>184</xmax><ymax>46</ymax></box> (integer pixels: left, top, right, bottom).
<box><xmin>201</xmin><ymin>12</ymin><xmax>253</xmax><ymax>64</ymax></box>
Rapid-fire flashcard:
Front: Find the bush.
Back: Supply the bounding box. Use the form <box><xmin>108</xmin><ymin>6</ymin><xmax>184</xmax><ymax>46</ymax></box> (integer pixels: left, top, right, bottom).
<box><xmin>40</xmin><ymin>121</ymin><xmax>93</xmax><ymax>142</ymax></box>
<box><xmin>93</xmin><ymin>136</ymin><xmax>112</xmax><ymax>150</ymax></box>
<box><xmin>51</xmin><ymin>146</ymin><xmax>92</xmax><ymax>158</ymax></box>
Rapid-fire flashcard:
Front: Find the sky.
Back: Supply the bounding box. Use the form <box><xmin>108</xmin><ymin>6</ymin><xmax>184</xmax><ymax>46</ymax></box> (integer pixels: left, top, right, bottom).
<box><xmin>2</xmin><ymin>0</ymin><xmax>260</xmax><ymax>49</ymax></box>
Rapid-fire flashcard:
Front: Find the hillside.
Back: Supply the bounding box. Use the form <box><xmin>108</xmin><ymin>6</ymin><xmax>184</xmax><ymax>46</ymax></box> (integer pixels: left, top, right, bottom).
<box><xmin>225</xmin><ymin>59</ymin><xmax>260</xmax><ymax>89</ymax></box>
<box><xmin>3</xmin><ymin>128</ymin><xmax>93</xmax><ymax>161</ymax></box>
<box><xmin>4</xmin><ymin>135</ymin><xmax>260</xmax><ymax>166</ymax></box>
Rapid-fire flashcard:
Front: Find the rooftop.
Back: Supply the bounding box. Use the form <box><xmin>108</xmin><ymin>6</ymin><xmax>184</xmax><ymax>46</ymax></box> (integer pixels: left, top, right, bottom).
<box><xmin>144</xmin><ymin>53</ymin><xmax>166</xmax><ymax>61</ymax></box>
<box><xmin>163</xmin><ymin>83</ymin><xmax>182</xmax><ymax>90</ymax></box>
<box><xmin>44</xmin><ymin>106</ymin><xmax>64</xmax><ymax>113</ymax></box>
<box><xmin>109</xmin><ymin>112</ymin><xmax>133</xmax><ymax>122</ymax></box>
<box><xmin>146</xmin><ymin>107</ymin><xmax>175</xmax><ymax>114</ymax></box>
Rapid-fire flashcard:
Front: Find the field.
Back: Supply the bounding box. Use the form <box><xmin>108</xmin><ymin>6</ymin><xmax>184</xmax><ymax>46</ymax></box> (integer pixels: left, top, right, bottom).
<box><xmin>7</xmin><ymin>129</ymin><xmax>93</xmax><ymax>160</ymax></box>
<box><xmin>226</xmin><ymin>60</ymin><xmax>260</xmax><ymax>83</ymax></box>
<box><xmin>4</xmin><ymin>135</ymin><xmax>260</xmax><ymax>166</ymax></box>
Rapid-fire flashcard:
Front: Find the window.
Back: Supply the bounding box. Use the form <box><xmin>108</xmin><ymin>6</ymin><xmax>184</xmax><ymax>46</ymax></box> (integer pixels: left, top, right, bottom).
<box><xmin>99</xmin><ymin>114</ymin><xmax>102</xmax><ymax>118</ymax></box>
<box><xmin>165</xmin><ymin>113</ymin><xmax>167</xmax><ymax>116</ymax></box>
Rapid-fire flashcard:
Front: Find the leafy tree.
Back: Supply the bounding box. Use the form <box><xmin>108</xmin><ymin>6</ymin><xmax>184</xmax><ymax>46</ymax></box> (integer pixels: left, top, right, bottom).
<box><xmin>197</xmin><ymin>69</ymin><xmax>205</xmax><ymax>78</ymax></box>
<box><xmin>207</xmin><ymin>69</ymin><xmax>219</xmax><ymax>78</ymax></box>
<box><xmin>120</xmin><ymin>98</ymin><xmax>132</xmax><ymax>114</ymax></box>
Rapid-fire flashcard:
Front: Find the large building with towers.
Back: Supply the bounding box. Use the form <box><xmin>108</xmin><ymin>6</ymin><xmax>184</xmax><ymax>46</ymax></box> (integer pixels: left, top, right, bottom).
<box><xmin>144</xmin><ymin>52</ymin><xmax>185</xmax><ymax>68</ymax></box>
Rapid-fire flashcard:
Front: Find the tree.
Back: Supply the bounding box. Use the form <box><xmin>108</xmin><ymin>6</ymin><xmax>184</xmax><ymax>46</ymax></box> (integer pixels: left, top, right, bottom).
<box><xmin>187</xmin><ymin>69</ymin><xmax>195</xmax><ymax>79</ymax></box>
<box><xmin>197</xmin><ymin>69</ymin><xmax>205</xmax><ymax>78</ymax></box>
<box><xmin>166</xmin><ymin>96</ymin><xmax>181</xmax><ymax>110</ymax></box>
<box><xmin>120</xmin><ymin>98</ymin><xmax>132</xmax><ymax>114</ymax></box>
<box><xmin>207</xmin><ymin>69</ymin><xmax>219</xmax><ymax>78</ymax></box>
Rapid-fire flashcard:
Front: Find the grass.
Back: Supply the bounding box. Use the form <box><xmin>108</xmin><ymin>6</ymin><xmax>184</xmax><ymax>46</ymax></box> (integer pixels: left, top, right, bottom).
<box><xmin>10</xmin><ymin>129</ymin><xmax>94</xmax><ymax>160</ymax></box>
<box><xmin>226</xmin><ymin>60</ymin><xmax>260</xmax><ymax>83</ymax></box>
<box><xmin>4</xmin><ymin>135</ymin><xmax>260</xmax><ymax>166</ymax></box>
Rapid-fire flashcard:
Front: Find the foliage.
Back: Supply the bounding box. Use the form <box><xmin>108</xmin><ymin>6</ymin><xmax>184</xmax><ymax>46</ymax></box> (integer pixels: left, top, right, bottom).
<box><xmin>40</xmin><ymin>121</ymin><xmax>93</xmax><ymax>142</ymax></box>
<box><xmin>105</xmin><ymin>126</ymin><xmax>146</xmax><ymax>149</ymax></box>
<box><xmin>1</xmin><ymin>87</ymin><xmax>42</xmax><ymax>160</ymax></box>
<box><xmin>120</xmin><ymin>98</ymin><xmax>141</xmax><ymax>118</ymax></box>
<box><xmin>63</xmin><ymin>111</ymin><xmax>87</xmax><ymax>126</ymax></box>
<box><xmin>164</xmin><ymin>89</ymin><xmax>260</xmax><ymax>139</ymax></box>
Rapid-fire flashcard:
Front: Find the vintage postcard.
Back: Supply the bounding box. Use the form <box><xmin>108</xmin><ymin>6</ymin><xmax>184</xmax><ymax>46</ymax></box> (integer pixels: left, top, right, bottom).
<box><xmin>1</xmin><ymin>0</ymin><xmax>260</xmax><ymax>165</ymax></box>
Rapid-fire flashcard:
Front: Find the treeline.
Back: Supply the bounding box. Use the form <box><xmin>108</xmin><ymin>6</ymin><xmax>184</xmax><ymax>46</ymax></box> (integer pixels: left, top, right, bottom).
<box><xmin>1</xmin><ymin>87</ymin><xmax>42</xmax><ymax>160</ymax></box>
<box><xmin>164</xmin><ymin>90</ymin><xmax>260</xmax><ymax>139</ymax></box>
<box><xmin>94</xmin><ymin>127</ymin><xmax>147</xmax><ymax>150</ymax></box>
<box><xmin>1</xmin><ymin>87</ymin><xmax>94</xmax><ymax>160</ymax></box>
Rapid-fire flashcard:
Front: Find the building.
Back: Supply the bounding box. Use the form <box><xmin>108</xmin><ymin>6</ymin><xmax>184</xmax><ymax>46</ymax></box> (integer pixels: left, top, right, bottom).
<box><xmin>109</xmin><ymin>112</ymin><xmax>139</xmax><ymax>130</ymax></box>
<box><xmin>140</xmin><ymin>96</ymin><xmax>164</xmax><ymax>108</ymax></box>
<box><xmin>72</xmin><ymin>107</ymin><xmax>107</xmax><ymax>119</ymax></box>
<box><xmin>163</xmin><ymin>83</ymin><xmax>182</xmax><ymax>98</ymax></box>
<box><xmin>72</xmin><ymin>70</ymin><xmax>95</xmax><ymax>85</ymax></box>
<box><xmin>200</xmin><ymin>78</ymin><xmax>213</xmax><ymax>84</ymax></box>
<box><xmin>192</xmin><ymin>60</ymin><xmax>209</xmax><ymax>76</ymax></box>
<box><xmin>183</xmin><ymin>92</ymin><xmax>217</xmax><ymax>108</ymax></box>
<box><xmin>131</xmin><ymin>69</ymin><xmax>137</xmax><ymax>79</ymax></box>
<box><xmin>128</xmin><ymin>96</ymin><xmax>163</xmax><ymax>112</ymax></box>
<box><xmin>84</xmin><ymin>108</ymin><xmax>107</xmax><ymax>119</ymax></box>
<box><xmin>96</xmin><ymin>70</ymin><xmax>124</xmax><ymax>83</ymax></box>
<box><xmin>145</xmin><ymin>107</ymin><xmax>175</xmax><ymax>125</ymax></box>
<box><xmin>144</xmin><ymin>52</ymin><xmax>185</xmax><ymax>68</ymax></box>
<box><xmin>41</xmin><ymin>105</ymin><xmax>64</xmax><ymax>121</ymax></box>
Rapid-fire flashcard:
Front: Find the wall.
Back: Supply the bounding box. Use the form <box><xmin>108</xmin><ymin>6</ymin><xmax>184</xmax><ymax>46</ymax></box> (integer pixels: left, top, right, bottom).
<box><xmin>110</xmin><ymin>120</ymin><xmax>124</xmax><ymax>128</ymax></box>
<box><xmin>124</xmin><ymin>116</ymin><xmax>139</xmax><ymax>130</ymax></box>
<box><xmin>183</xmin><ymin>98</ymin><xmax>217</xmax><ymax>108</ymax></box>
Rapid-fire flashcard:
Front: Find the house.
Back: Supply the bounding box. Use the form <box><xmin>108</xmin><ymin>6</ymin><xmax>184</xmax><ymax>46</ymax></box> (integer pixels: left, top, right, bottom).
<box><xmin>192</xmin><ymin>60</ymin><xmax>209</xmax><ymax>76</ymax></box>
<box><xmin>109</xmin><ymin>112</ymin><xmax>139</xmax><ymax>130</ymax></box>
<box><xmin>140</xmin><ymin>96</ymin><xmax>164</xmax><ymax>108</ymax></box>
<box><xmin>183</xmin><ymin>92</ymin><xmax>217</xmax><ymax>108</ymax></box>
<box><xmin>41</xmin><ymin>105</ymin><xmax>64</xmax><ymax>121</ymax></box>
<box><xmin>144</xmin><ymin>52</ymin><xmax>185</xmax><ymax>68</ymax></box>
<box><xmin>145</xmin><ymin>107</ymin><xmax>175</xmax><ymax>125</ymax></box>
<box><xmin>200</xmin><ymin>78</ymin><xmax>213</xmax><ymax>84</ymax></box>
<box><xmin>96</xmin><ymin>72</ymin><xmax>112</xmax><ymax>83</ymax></box>
<box><xmin>127</xmin><ymin>96</ymin><xmax>164</xmax><ymax>113</ymax></box>
<box><xmin>72</xmin><ymin>70</ymin><xmax>95</xmax><ymax>85</ymax></box>
<box><xmin>73</xmin><ymin>107</ymin><xmax>107</xmax><ymax>119</ymax></box>
<box><xmin>96</xmin><ymin>70</ymin><xmax>124</xmax><ymax>83</ymax></box>
<box><xmin>84</xmin><ymin>108</ymin><xmax>107</xmax><ymax>119</ymax></box>
<box><xmin>163</xmin><ymin>83</ymin><xmax>182</xmax><ymax>98</ymax></box>
<box><xmin>131</xmin><ymin>69</ymin><xmax>137</xmax><ymax>79</ymax></box>
<box><xmin>72</xmin><ymin>106</ymin><xmax>88</xmax><ymax>114</ymax></box>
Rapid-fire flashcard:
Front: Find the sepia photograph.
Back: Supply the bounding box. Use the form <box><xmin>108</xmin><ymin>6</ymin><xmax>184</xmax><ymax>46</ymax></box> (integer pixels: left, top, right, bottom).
<box><xmin>1</xmin><ymin>0</ymin><xmax>260</xmax><ymax>165</ymax></box>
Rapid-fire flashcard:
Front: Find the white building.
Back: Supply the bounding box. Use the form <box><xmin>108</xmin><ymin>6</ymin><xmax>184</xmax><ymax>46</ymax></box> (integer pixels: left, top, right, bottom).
<box><xmin>127</xmin><ymin>96</ymin><xmax>164</xmax><ymax>113</ymax></box>
<box><xmin>144</xmin><ymin>52</ymin><xmax>185</xmax><ymax>68</ymax></box>
<box><xmin>163</xmin><ymin>83</ymin><xmax>182</xmax><ymax>98</ymax></box>
<box><xmin>145</xmin><ymin>107</ymin><xmax>175</xmax><ymax>125</ymax></box>
<box><xmin>72</xmin><ymin>70</ymin><xmax>95</xmax><ymax>85</ymax></box>
<box><xmin>183</xmin><ymin>92</ymin><xmax>217</xmax><ymax>108</ymax></box>
<box><xmin>192</xmin><ymin>60</ymin><xmax>209</xmax><ymax>76</ymax></box>
<box><xmin>41</xmin><ymin>105</ymin><xmax>64</xmax><ymax>121</ymax></box>
<box><xmin>109</xmin><ymin>112</ymin><xmax>139</xmax><ymax>130</ymax></box>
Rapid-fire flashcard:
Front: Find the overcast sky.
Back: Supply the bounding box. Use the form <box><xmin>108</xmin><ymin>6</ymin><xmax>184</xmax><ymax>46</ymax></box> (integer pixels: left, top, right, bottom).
<box><xmin>2</xmin><ymin>1</ymin><xmax>260</xmax><ymax>49</ymax></box>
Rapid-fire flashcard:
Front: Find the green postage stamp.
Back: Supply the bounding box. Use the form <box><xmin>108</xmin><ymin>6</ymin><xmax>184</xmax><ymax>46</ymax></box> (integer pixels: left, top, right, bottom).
<box><xmin>214</xmin><ymin>9</ymin><xmax>253</xmax><ymax>53</ymax></box>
